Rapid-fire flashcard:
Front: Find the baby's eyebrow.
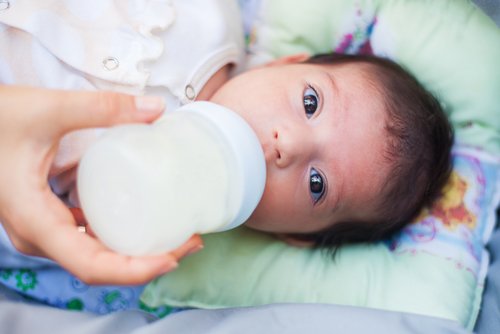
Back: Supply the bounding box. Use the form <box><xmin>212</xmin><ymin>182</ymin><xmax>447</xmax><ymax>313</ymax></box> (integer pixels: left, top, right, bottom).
<box><xmin>322</xmin><ymin>70</ymin><xmax>339</xmax><ymax>97</ymax></box>
<box><xmin>320</xmin><ymin>69</ymin><xmax>344</xmax><ymax>119</ymax></box>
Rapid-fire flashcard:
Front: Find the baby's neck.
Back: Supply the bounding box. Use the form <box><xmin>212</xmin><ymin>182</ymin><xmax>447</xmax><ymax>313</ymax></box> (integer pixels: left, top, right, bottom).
<box><xmin>196</xmin><ymin>65</ymin><xmax>231</xmax><ymax>101</ymax></box>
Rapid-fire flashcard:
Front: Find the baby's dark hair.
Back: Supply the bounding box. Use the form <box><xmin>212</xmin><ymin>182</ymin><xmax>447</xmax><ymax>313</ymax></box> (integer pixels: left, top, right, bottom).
<box><xmin>288</xmin><ymin>53</ymin><xmax>453</xmax><ymax>253</ymax></box>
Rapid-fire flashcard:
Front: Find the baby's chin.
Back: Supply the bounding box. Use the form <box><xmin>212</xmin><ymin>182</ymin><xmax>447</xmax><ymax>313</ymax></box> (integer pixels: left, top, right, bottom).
<box><xmin>242</xmin><ymin>215</ymin><xmax>287</xmax><ymax>235</ymax></box>
<box><xmin>243</xmin><ymin>222</ymin><xmax>315</xmax><ymax>248</ymax></box>
<box><xmin>242</xmin><ymin>218</ymin><xmax>263</xmax><ymax>231</ymax></box>
<box><xmin>242</xmin><ymin>216</ymin><xmax>274</xmax><ymax>233</ymax></box>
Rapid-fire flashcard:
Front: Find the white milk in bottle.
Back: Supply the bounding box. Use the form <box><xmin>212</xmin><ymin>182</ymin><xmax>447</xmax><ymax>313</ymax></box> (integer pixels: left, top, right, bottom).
<box><xmin>77</xmin><ymin>102</ymin><xmax>266</xmax><ymax>256</ymax></box>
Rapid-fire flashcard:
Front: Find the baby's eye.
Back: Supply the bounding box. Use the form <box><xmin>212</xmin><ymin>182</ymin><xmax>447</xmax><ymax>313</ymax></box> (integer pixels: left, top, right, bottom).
<box><xmin>309</xmin><ymin>168</ymin><xmax>325</xmax><ymax>204</ymax></box>
<box><xmin>303</xmin><ymin>85</ymin><xmax>319</xmax><ymax>118</ymax></box>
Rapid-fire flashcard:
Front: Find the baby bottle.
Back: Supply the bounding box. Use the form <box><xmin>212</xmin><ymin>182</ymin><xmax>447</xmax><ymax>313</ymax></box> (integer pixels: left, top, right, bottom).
<box><xmin>77</xmin><ymin>101</ymin><xmax>266</xmax><ymax>256</ymax></box>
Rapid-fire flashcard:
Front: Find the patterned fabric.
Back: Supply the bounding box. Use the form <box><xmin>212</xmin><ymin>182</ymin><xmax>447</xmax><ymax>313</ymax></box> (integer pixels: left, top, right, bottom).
<box><xmin>0</xmin><ymin>267</ymin><xmax>175</xmax><ymax>317</ymax></box>
<box><xmin>389</xmin><ymin>147</ymin><xmax>499</xmax><ymax>279</ymax></box>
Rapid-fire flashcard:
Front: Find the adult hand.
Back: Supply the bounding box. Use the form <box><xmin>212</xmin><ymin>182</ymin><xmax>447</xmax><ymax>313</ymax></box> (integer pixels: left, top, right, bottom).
<box><xmin>0</xmin><ymin>85</ymin><xmax>203</xmax><ymax>285</ymax></box>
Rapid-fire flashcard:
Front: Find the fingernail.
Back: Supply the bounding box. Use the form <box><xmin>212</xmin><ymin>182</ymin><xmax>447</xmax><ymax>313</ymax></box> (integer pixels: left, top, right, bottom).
<box><xmin>134</xmin><ymin>96</ymin><xmax>165</xmax><ymax>113</ymax></box>
<box><xmin>187</xmin><ymin>244</ymin><xmax>204</xmax><ymax>256</ymax></box>
<box><xmin>161</xmin><ymin>261</ymin><xmax>178</xmax><ymax>275</ymax></box>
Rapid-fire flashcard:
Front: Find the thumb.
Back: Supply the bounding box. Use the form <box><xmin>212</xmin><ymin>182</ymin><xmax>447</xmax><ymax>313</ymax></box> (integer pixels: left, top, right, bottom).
<box><xmin>47</xmin><ymin>89</ymin><xmax>165</xmax><ymax>134</ymax></box>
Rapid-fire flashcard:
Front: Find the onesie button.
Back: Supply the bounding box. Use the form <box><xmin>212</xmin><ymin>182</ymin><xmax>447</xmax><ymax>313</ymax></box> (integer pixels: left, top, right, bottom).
<box><xmin>185</xmin><ymin>84</ymin><xmax>196</xmax><ymax>100</ymax></box>
<box><xmin>0</xmin><ymin>1</ymin><xmax>10</xmax><ymax>11</ymax></box>
<box><xmin>102</xmin><ymin>57</ymin><xmax>119</xmax><ymax>71</ymax></box>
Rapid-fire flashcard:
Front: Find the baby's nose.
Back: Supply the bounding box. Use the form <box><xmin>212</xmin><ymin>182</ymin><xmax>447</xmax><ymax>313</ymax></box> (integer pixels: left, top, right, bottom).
<box><xmin>273</xmin><ymin>128</ymin><xmax>311</xmax><ymax>168</ymax></box>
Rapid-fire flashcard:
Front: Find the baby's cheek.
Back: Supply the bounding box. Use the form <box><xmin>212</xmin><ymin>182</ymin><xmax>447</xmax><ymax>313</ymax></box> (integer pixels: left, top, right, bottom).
<box><xmin>244</xmin><ymin>198</ymin><xmax>282</xmax><ymax>232</ymax></box>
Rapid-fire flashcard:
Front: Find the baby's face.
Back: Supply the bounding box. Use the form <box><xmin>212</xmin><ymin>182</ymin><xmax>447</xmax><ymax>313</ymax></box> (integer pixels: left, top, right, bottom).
<box><xmin>210</xmin><ymin>62</ymin><xmax>391</xmax><ymax>234</ymax></box>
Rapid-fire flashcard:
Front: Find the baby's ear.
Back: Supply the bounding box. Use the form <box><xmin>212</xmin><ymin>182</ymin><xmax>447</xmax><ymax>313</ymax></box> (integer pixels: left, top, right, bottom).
<box><xmin>264</xmin><ymin>53</ymin><xmax>310</xmax><ymax>67</ymax></box>
<box><xmin>275</xmin><ymin>233</ymin><xmax>315</xmax><ymax>248</ymax></box>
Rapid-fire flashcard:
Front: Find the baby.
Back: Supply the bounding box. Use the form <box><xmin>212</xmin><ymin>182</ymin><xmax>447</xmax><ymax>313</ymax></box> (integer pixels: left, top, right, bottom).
<box><xmin>210</xmin><ymin>52</ymin><xmax>454</xmax><ymax>251</ymax></box>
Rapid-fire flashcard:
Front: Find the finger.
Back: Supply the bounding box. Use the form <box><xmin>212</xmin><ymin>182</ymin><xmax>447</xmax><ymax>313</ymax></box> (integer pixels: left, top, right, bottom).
<box><xmin>42</xmin><ymin>223</ymin><xmax>180</xmax><ymax>285</ymax></box>
<box><xmin>69</xmin><ymin>207</ymin><xmax>94</xmax><ymax>237</ymax></box>
<box><xmin>168</xmin><ymin>234</ymin><xmax>204</xmax><ymax>261</ymax></box>
<box><xmin>68</xmin><ymin>207</ymin><xmax>204</xmax><ymax>257</ymax></box>
<box><xmin>45</xmin><ymin>89</ymin><xmax>165</xmax><ymax>135</ymax></box>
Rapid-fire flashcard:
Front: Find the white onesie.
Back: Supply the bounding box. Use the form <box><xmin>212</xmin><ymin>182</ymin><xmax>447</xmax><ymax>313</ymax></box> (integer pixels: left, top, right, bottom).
<box><xmin>0</xmin><ymin>0</ymin><xmax>245</xmax><ymax>174</ymax></box>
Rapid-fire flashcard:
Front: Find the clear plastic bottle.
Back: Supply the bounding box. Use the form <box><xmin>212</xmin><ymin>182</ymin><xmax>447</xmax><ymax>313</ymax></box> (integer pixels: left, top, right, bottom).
<box><xmin>77</xmin><ymin>101</ymin><xmax>266</xmax><ymax>256</ymax></box>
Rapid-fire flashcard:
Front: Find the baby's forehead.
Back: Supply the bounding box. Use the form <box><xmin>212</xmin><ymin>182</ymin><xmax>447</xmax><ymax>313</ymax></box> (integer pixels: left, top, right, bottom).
<box><xmin>326</xmin><ymin>62</ymin><xmax>388</xmax><ymax>106</ymax></box>
<box><xmin>310</xmin><ymin>62</ymin><xmax>385</xmax><ymax>97</ymax></box>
